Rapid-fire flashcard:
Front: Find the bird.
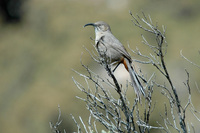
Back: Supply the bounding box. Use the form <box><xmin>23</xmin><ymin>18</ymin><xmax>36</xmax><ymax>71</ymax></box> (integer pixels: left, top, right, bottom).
<box><xmin>84</xmin><ymin>21</ymin><xmax>145</xmax><ymax>101</ymax></box>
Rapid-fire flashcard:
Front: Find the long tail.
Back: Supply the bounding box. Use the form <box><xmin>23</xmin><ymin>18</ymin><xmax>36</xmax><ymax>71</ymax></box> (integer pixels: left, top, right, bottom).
<box><xmin>123</xmin><ymin>58</ymin><xmax>145</xmax><ymax>100</ymax></box>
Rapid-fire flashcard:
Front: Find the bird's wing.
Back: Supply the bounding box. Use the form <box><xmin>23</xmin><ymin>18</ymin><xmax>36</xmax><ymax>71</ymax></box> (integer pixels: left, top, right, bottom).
<box><xmin>103</xmin><ymin>33</ymin><xmax>132</xmax><ymax>61</ymax></box>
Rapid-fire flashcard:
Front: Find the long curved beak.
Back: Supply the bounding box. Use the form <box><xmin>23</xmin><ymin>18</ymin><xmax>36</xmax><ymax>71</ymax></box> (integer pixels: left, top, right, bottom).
<box><xmin>84</xmin><ymin>23</ymin><xmax>95</xmax><ymax>28</ymax></box>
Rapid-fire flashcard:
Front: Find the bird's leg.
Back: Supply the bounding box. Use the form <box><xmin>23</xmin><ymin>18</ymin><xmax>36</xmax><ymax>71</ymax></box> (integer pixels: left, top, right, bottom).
<box><xmin>112</xmin><ymin>62</ymin><xmax>121</xmax><ymax>72</ymax></box>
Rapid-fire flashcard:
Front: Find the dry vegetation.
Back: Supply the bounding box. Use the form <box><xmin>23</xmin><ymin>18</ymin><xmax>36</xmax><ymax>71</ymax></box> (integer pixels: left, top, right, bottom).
<box><xmin>0</xmin><ymin>0</ymin><xmax>199</xmax><ymax>132</ymax></box>
<box><xmin>58</xmin><ymin>12</ymin><xmax>199</xmax><ymax>133</ymax></box>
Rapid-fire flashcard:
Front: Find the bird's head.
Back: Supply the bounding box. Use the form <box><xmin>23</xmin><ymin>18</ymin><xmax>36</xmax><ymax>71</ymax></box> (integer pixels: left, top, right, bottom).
<box><xmin>84</xmin><ymin>21</ymin><xmax>111</xmax><ymax>33</ymax></box>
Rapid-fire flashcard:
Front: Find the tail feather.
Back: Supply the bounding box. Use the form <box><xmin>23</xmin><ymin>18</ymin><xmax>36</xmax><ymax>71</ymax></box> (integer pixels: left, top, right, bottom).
<box><xmin>124</xmin><ymin>58</ymin><xmax>145</xmax><ymax>100</ymax></box>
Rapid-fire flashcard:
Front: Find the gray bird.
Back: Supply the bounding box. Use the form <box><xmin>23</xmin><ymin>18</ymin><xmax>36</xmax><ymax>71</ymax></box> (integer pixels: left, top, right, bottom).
<box><xmin>84</xmin><ymin>21</ymin><xmax>145</xmax><ymax>100</ymax></box>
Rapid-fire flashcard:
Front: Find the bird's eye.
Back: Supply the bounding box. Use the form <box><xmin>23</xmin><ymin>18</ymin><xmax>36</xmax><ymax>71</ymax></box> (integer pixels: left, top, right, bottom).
<box><xmin>97</xmin><ymin>24</ymin><xmax>107</xmax><ymax>31</ymax></box>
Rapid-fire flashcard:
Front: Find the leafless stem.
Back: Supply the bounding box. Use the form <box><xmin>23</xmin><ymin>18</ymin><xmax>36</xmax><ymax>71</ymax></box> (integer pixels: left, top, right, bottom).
<box><xmin>180</xmin><ymin>50</ymin><xmax>200</xmax><ymax>69</ymax></box>
<box><xmin>50</xmin><ymin>105</ymin><xmax>66</xmax><ymax>133</ymax></box>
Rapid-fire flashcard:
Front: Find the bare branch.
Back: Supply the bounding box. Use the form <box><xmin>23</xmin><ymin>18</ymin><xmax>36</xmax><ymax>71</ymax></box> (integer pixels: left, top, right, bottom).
<box><xmin>49</xmin><ymin>105</ymin><xmax>65</xmax><ymax>133</ymax></box>
<box><xmin>180</xmin><ymin>50</ymin><xmax>200</xmax><ymax>69</ymax></box>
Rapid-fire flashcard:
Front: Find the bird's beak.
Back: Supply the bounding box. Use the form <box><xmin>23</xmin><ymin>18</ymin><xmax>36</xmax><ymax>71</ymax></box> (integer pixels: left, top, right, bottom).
<box><xmin>84</xmin><ymin>23</ymin><xmax>95</xmax><ymax>28</ymax></box>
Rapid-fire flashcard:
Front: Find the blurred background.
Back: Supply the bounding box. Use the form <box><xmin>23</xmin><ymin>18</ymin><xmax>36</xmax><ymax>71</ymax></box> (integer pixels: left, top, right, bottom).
<box><xmin>0</xmin><ymin>0</ymin><xmax>199</xmax><ymax>132</ymax></box>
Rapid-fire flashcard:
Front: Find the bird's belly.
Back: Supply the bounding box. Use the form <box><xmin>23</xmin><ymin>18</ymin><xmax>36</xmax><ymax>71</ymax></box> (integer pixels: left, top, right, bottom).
<box><xmin>97</xmin><ymin>45</ymin><xmax>122</xmax><ymax>63</ymax></box>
